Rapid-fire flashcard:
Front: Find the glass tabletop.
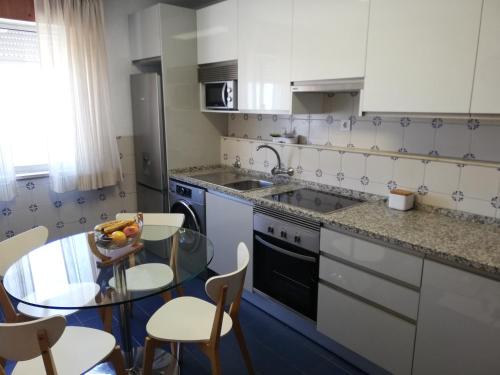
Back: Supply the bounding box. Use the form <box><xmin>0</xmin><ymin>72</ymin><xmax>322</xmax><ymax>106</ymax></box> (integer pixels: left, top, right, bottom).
<box><xmin>2</xmin><ymin>225</ymin><xmax>214</xmax><ymax>310</ymax></box>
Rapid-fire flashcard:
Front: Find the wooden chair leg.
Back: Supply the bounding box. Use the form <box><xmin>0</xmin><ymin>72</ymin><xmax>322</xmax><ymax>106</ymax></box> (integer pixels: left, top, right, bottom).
<box><xmin>208</xmin><ymin>349</ymin><xmax>221</xmax><ymax>375</ymax></box>
<box><xmin>176</xmin><ymin>286</ymin><xmax>184</xmax><ymax>297</ymax></box>
<box><xmin>142</xmin><ymin>336</ymin><xmax>157</xmax><ymax>375</ymax></box>
<box><xmin>99</xmin><ymin>306</ymin><xmax>113</xmax><ymax>333</ymax></box>
<box><xmin>170</xmin><ymin>342</ymin><xmax>178</xmax><ymax>359</ymax></box>
<box><xmin>37</xmin><ymin>329</ymin><xmax>57</xmax><ymax>375</ymax></box>
<box><xmin>0</xmin><ymin>357</ymin><xmax>6</xmax><ymax>375</ymax></box>
<box><xmin>233</xmin><ymin>319</ymin><xmax>254</xmax><ymax>375</ymax></box>
<box><xmin>162</xmin><ymin>291</ymin><xmax>172</xmax><ymax>302</ymax></box>
<box><xmin>108</xmin><ymin>345</ymin><xmax>125</xmax><ymax>375</ymax></box>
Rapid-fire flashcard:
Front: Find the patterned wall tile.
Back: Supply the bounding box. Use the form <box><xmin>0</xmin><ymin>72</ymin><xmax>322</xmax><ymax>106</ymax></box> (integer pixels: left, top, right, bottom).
<box><xmin>228</xmin><ymin>93</ymin><xmax>500</xmax><ymax>163</ymax></box>
<box><xmin>0</xmin><ymin>136</ymin><xmax>137</xmax><ymax>242</ymax></box>
<box><xmin>221</xmin><ymin>137</ymin><xmax>499</xmax><ymax>219</ymax></box>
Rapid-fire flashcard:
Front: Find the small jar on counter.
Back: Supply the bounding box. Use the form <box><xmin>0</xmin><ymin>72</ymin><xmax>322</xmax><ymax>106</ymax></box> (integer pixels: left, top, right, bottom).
<box><xmin>388</xmin><ymin>189</ymin><xmax>415</xmax><ymax>211</ymax></box>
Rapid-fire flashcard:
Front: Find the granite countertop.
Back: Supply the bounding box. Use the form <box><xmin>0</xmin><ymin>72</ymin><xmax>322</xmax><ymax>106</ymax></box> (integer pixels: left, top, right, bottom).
<box><xmin>170</xmin><ymin>165</ymin><xmax>500</xmax><ymax>278</ymax></box>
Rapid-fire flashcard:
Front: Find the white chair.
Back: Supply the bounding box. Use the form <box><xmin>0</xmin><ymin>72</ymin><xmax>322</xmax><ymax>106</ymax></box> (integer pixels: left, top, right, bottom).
<box><xmin>0</xmin><ymin>227</ymin><xmax>78</xmax><ymax>322</ymax></box>
<box><xmin>108</xmin><ymin>213</ymin><xmax>185</xmax><ymax>301</ymax></box>
<box><xmin>142</xmin><ymin>243</ymin><xmax>254</xmax><ymax>375</ymax></box>
<box><xmin>0</xmin><ymin>315</ymin><xmax>125</xmax><ymax>375</ymax></box>
<box><xmin>0</xmin><ymin>227</ymin><xmax>113</xmax><ymax>333</ymax></box>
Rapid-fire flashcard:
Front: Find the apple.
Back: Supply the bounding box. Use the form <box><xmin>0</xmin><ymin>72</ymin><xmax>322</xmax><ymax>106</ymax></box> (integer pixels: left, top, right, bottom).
<box><xmin>110</xmin><ymin>230</ymin><xmax>127</xmax><ymax>246</ymax></box>
<box><xmin>123</xmin><ymin>225</ymin><xmax>139</xmax><ymax>238</ymax></box>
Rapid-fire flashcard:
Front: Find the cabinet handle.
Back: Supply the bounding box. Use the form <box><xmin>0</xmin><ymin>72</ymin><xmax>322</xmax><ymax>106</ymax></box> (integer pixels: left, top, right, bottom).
<box><xmin>255</xmin><ymin>235</ymin><xmax>316</xmax><ymax>263</ymax></box>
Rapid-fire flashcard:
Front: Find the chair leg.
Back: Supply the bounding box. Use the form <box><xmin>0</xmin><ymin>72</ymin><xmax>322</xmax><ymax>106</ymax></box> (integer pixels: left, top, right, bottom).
<box><xmin>142</xmin><ymin>336</ymin><xmax>157</xmax><ymax>375</ymax></box>
<box><xmin>208</xmin><ymin>349</ymin><xmax>221</xmax><ymax>375</ymax></box>
<box><xmin>170</xmin><ymin>342</ymin><xmax>178</xmax><ymax>359</ymax></box>
<box><xmin>176</xmin><ymin>286</ymin><xmax>184</xmax><ymax>297</ymax></box>
<box><xmin>162</xmin><ymin>291</ymin><xmax>172</xmax><ymax>302</ymax></box>
<box><xmin>108</xmin><ymin>345</ymin><xmax>125</xmax><ymax>375</ymax></box>
<box><xmin>0</xmin><ymin>357</ymin><xmax>6</xmax><ymax>375</ymax></box>
<box><xmin>233</xmin><ymin>319</ymin><xmax>254</xmax><ymax>375</ymax></box>
<box><xmin>99</xmin><ymin>306</ymin><xmax>113</xmax><ymax>333</ymax></box>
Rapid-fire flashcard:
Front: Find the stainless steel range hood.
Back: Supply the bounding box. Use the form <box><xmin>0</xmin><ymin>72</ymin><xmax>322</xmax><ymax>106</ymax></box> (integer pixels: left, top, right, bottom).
<box><xmin>291</xmin><ymin>78</ymin><xmax>364</xmax><ymax>93</ymax></box>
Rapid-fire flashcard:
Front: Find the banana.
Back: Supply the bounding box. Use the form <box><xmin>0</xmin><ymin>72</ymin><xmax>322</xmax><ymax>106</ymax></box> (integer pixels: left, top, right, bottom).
<box><xmin>95</xmin><ymin>220</ymin><xmax>121</xmax><ymax>232</ymax></box>
<box><xmin>103</xmin><ymin>219</ymin><xmax>136</xmax><ymax>234</ymax></box>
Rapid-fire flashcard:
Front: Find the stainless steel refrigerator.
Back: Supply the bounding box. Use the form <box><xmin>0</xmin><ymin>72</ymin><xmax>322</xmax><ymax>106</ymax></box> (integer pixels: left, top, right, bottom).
<box><xmin>130</xmin><ymin>73</ymin><xmax>168</xmax><ymax>213</ymax></box>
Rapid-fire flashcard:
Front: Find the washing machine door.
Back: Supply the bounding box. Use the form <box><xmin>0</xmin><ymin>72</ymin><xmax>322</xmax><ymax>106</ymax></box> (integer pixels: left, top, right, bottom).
<box><xmin>171</xmin><ymin>200</ymin><xmax>201</xmax><ymax>233</ymax></box>
<box><xmin>170</xmin><ymin>200</ymin><xmax>204</xmax><ymax>269</ymax></box>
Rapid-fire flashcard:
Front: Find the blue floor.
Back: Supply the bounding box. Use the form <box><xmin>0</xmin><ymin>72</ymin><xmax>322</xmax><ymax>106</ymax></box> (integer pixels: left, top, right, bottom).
<box><xmin>3</xmin><ymin>277</ymin><xmax>364</xmax><ymax>375</ymax></box>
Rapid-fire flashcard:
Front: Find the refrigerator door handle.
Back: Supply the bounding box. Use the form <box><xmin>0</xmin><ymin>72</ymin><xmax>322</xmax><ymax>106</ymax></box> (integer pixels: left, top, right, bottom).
<box><xmin>142</xmin><ymin>152</ymin><xmax>152</xmax><ymax>166</ymax></box>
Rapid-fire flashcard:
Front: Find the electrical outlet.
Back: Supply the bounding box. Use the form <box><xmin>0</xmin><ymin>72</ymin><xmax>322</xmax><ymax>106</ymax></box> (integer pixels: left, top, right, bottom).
<box><xmin>340</xmin><ymin>119</ymin><xmax>351</xmax><ymax>132</ymax></box>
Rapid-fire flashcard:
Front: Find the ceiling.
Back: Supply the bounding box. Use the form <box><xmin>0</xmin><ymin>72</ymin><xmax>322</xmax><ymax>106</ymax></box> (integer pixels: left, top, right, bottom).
<box><xmin>159</xmin><ymin>0</ymin><xmax>222</xmax><ymax>10</ymax></box>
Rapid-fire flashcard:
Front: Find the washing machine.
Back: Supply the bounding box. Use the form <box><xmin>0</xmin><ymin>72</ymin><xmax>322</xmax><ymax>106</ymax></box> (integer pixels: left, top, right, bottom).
<box><xmin>168</xmin><ymin>179</ymin><xmax>206</xmax><ymax>234</ymax></box>
<box><xmin>168</xmin><ymin>179</ymin><xmax>208</xmax><ymax>277</ymax></box>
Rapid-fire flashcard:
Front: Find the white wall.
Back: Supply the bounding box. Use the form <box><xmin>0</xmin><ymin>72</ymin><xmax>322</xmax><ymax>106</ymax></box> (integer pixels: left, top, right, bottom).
<box><xmin>103</xmin><ymin>0</ymin><xmax>160</xmax><ymax>136</ymax></box>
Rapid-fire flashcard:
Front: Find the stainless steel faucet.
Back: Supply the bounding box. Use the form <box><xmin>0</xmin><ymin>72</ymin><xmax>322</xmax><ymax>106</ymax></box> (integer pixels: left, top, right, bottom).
<box><xmin>256</xmin><ymin>145</ymin><xmax>294</xmax><ymax>176</ymax></box>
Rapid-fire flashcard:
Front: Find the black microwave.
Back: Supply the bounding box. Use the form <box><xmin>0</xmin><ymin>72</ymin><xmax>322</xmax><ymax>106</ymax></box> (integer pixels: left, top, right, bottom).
<box><xmin>205</xmin><ymin>80</ymin><xmax>237</xmax><ymax>110</ymax></box>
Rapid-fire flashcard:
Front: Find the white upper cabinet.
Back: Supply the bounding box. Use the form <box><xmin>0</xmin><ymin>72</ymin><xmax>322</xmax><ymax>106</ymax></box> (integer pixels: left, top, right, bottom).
<box><xmin>470</xmin><ymin>0</ymin><xmax>500</xmax><ymax>114</ymax></box>
<box><xmin>362</xmin><ymin>0</ymin><xmax>483</xmax><ymax>114</ymax></box>
<box><xmin>291</xmin><ymin>0</ymin><xmax>369</xmax><ymax>82</ymax></box>
<box><xmin>128</xmin><ymin>5</ymin><xmax>162</xmax><ymax>61</ymax></box>
<box><xmin>238</xmin><ymin>0</ymin><xmax>293</xmax><ymax>113</ymax></box>
<box><xmin>196</xmin><ymin>0</ymin><xmax>237</xmax><ymax>65</ymax></box>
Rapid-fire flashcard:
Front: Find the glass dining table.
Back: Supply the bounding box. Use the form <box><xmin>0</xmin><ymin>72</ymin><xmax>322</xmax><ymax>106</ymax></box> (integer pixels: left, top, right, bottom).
<box><xmin>2</xmin><ymin>225</ymin><xmax>214</xmax><ymax>372</ymax></box>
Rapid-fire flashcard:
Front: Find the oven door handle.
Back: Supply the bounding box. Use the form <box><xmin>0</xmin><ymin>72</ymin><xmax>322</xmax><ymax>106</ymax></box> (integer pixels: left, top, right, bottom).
<box><xmin>255</xmin><ymin>235</ymin><xmax>317</xmax><ymax>263</ymax></box>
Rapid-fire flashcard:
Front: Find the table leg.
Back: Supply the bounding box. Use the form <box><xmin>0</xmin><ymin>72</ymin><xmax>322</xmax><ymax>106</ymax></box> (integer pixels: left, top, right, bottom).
<box><xmin>119</xmin><ymin>301</ymin><xmax>134</xmax><ymax>369</ymax></box>
<box><xmin>113</xmin><ymin>261</ymin><xmax>135</xmax><ymax>370</ymax></box>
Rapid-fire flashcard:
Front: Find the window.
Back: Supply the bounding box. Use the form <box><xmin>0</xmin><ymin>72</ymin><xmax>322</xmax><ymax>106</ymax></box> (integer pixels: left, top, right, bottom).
<box><xmin>0</xmin><ymin>18</ymin><xmax>49</xmax><ymax>175</ymax></box>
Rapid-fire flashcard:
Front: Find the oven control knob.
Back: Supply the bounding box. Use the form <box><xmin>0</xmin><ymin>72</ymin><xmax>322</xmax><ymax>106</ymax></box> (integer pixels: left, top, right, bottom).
<box><xmin>267</xmin><ymin>226</ymin><xmax>274</xmax><ymax>234</ymax></box>
<box><xmin>294</xmin><ymin>235</ymin><xmax>301</xmax><ymax>244</ymax></box>
<box><xmin>280</xmin><ymin>230</ymin><xmax>287</xmax><ymax>239</ymax></box>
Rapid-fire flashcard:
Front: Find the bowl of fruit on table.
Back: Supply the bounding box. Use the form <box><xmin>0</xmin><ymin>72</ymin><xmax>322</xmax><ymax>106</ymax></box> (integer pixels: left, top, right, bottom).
<box><xmin>94</xmin><ymin>214</ymin><xmax>143</xmax><ymax>251</ymax></box>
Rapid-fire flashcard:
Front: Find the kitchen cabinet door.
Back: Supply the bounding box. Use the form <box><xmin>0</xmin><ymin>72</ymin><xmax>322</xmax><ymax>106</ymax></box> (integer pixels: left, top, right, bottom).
<box><xmin>318</xmin><ymin>283</ymin><xmax>416</xmax><ymax>375</ymax></box>
<box><xmin>413</xmin><ymin>260</ymin><xmax>500</xmax><ymax>374</ymax></box>
<box><xmin>291</xmin><ymin>0</ymin><xmax>369</xmax><ymax>82</ymax></box>
<box><xmin>470</xmin><ymin>0</ymin><xmax>500</xmax><ymax>114</ymax></box>
<box><xmin>362</xmin><ymin>0</ymin><xmax>482</xmax><ymax>114</ymax></box>
<box><xmin>196</xmin><ymin>0</ymin><xmax>237</xmax><ymax>65</ymax></box>
<box><xmin>128</xmin><ymin>5</ymin><xmax>162</xmax><ymax>61</ymax></box>
<box><xmin>206</xmin><ymin>192</ymin><xmax>253</xmax><ymax>290</ymax></box>
<box><xmin>238</xmin><ymin>0</ymin><xmax>293</xmax><ymax>113</ymax></box>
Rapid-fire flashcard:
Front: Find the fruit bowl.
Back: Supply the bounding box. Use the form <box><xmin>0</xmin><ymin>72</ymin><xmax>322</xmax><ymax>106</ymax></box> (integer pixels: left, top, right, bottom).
<box><xmin>93</xmin><ymin>213</ymin><xmax>143</xmax><ymax>252</ymax></box>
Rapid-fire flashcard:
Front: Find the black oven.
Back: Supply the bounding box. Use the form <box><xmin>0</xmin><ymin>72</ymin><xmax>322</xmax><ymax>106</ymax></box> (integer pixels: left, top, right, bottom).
<box><xmin>253</xmin><ymin>212</ymin><xmax>320</xmax><ymax>321</ymax></box>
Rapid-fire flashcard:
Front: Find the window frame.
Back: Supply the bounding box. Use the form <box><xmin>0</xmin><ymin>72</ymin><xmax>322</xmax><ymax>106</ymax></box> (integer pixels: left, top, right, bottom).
<box><xmin>0</xmin><ymin>18</ymin><xmax>50</xmax><ymax>179</ymax></box>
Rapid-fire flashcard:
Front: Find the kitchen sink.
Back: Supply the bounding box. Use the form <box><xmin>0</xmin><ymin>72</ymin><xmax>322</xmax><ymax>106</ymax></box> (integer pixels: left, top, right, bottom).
<box><xmin>223</xmin><ymin>179</ymin><xmax>273</xmax><ymax>191</ymax></box>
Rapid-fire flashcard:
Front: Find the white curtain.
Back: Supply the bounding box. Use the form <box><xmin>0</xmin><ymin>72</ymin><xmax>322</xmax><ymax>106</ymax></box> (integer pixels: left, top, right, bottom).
<box><xmin>35</xmin><ymin>0</ymin><xmax>122</xmax><ymax>193</ymax></box>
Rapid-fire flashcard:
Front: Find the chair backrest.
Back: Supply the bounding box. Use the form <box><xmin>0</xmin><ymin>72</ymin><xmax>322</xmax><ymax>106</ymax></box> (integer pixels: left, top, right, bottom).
<box><xmin>0</xmin><ymin>315</ymin><xmax>66</xmax><ymax>362</ymax></box>
<box><xmin>116</xmin><ymin>213</ymin><xmax>185</xmax><ymax>227</ymax></box>
<box><xmin>205</xmin><ymin>242</ymin><xmax>249</xmax><ymax>306</ymax></box>
<box><xmin>0</xmin><ymin>226</ymin><xmax>49</xmax><ymax>277</ymax></box>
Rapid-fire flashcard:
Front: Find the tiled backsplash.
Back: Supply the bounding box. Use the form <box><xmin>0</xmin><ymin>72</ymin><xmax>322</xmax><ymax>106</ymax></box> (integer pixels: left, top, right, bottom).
<box><xmin>228</xmin><ymin>94</ymin><xmax>500</xmax><ymax>162</ymax></box>
<box><xmin>221</xmin><ymin>109</ymin><xmax>500</xmax><ymax>218</ymax></box>
<box><xmin>0</xmin><ymin>136</ymin><xmax>137</xmax><ymax>242</ymax></box>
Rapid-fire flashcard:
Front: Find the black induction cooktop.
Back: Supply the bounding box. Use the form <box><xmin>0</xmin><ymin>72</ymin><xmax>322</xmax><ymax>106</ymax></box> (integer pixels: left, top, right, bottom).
<box><xmin>264</xmin><ymin>188</ymin><xmax>363</xmax><ymax>214</ymax></box>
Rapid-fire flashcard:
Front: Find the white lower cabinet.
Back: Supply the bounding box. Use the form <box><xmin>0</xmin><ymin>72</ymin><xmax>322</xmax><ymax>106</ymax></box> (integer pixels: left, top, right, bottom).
<box><xmin>317</xmin><ymin>284</ymin><xmax>416</xmax><ymax>375</ymax></box>
<box><xmin>413</xmin><ymin>260</ymin><xmax>500</xmax><ymax>374</ymax></box>
<box><xmin>205</xmin><ymin>192</ymin><xmax>253</xmax><ymax>290</ymax></box>
<box><xmin>320</xmin><ymin>256</ymin><xmax>420</xmax><ymax>320</ymax></box>
<box><xmin>320</xmin><ymin>228</ymin><xmax>423</xmax><ymax>287</ymax></box>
